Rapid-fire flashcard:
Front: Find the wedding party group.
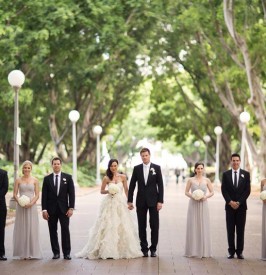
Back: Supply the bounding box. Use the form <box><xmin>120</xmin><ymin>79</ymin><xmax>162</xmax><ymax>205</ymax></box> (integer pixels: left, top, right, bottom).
<box><xmin>0</xmin><ymin>149</ymin><xmax>265</xmax><ymax>262</ymax></box>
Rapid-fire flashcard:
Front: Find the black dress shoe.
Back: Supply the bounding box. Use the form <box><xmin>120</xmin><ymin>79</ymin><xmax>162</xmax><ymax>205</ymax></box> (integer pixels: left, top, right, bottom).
<box><xmin>143</xmin><ymin>252</ymin><xmax>148</xmax><ymax>257</ymax></box>
<box><xmin>227</xmin><ymin>254</ymin><xmax>234</xmax><ymax>259</ymax></box>
<box><xmin>237</xmin><ymin>254</ymin><xmax>244</xmax><ymax>259</ymax></box>
<box><xmin>150</xmin><ymin>251</ymin><xmax>157</xmax><ymax>257</ymax></box>
<box><xmin>0</xmin><ymin>255</ymin><xmax>7</xmax><ymax>261</ymax></box>
<box><xmin>52</xmin><ymin>254</ymin><xmax>60</xmax><ymax>259</ymax></box>
<box><xmin>64</xmin><ymin>255</ymin><xmax>71</xmax><ymax>260</ymax></box>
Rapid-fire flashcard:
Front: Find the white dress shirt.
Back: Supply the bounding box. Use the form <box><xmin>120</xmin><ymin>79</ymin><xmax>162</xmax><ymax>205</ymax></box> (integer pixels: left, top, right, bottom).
<box><xmin>54</xmin><ymin>172</ymin><xmax>61</xmax><ymax>195</ymax></box>
<box><xmin>232</xmin><ymin>169</ymin><xmax>240</xmax><ymax>187</ymax></box>
<box><xmin>143</xmin><ymin>163</ymin><xmax>150</xmax><ymax>184</ymax></box>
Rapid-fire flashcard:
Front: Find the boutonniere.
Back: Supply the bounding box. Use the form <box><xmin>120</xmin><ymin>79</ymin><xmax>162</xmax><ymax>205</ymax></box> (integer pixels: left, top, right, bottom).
<box><xmin>241</xmin><ymin>174</ymin><xmax>244</xmax><ymax>178</ymax></box>
<box><xmin>150</xmin><ymin>167</ymin><xmax>156</xmax><ymax>175</ymax></box>
<box><xmin>63</xmin><ymin>178</ymin><xmax>67</xmax><ymax>184</ymax></box>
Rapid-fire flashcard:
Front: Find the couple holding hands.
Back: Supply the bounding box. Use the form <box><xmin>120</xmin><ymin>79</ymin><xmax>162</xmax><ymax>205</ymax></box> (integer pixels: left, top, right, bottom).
<box><xmin>1</xmin><ymin>148</ymin><xmax>164</xmax><ymax>261</ymax></box>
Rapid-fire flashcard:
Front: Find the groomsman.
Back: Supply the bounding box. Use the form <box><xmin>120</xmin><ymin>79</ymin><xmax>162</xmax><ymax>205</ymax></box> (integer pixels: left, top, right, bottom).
<box><xmin>0</xmin><ymin>168</ymin><xmax>8</xmax><ymax>261</ymax></box>
<box><xmin>221</xmin><ymin>153</ymin><xmax>250</xmax><ymax>259</ymax></box>
<box><xmin>42</xmin><ymin>157</ymin><xmax>75</xmax><ymax>260</ymax></box>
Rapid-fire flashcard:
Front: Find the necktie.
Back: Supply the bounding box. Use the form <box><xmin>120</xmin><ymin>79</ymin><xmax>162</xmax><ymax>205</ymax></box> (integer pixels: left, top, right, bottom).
<box><xmin>55</xmin><ymin>175</ymin><xmax>58</xmax><ymax>195</ymax></box>
<box><xmin>234</xmin><ymin>171</ymin><xmax>237</xmax><ymax>188</ymax></box>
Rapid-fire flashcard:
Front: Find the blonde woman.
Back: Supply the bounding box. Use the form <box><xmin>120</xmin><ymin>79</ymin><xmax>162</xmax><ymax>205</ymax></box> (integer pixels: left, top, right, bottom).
<box><xmin>13</xmin><ymin>160</ymin><xmax>42</xmax><ymax>259</ymax></box>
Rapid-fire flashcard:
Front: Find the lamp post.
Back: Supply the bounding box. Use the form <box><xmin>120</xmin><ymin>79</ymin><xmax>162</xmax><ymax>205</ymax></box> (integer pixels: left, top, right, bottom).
<box><xmin>239</xmin><ymin>111</ymin><xmax>250</xmax><ymax>169</ymax></box>
<box><xmin>194</xmin><ymin>140</ymin><xmax>200</xmax><ymax>161</ymax></box>
<box><xmin>203</xmin><ymin>135</ymin><xmax>211</xmax><ymax>169</ymax></box>
<box><xmin>93</xmin><ymin>125</ymin><xmax>103</xmax><ymax>184</ymax></box>
<box><xmin>8</xmin><ymin>70</ymin><xmax>25</xmax><ymax>182</ymax></box>
<box><xmin>214</xmin><ymin>126</ymin><xmax>223</xmax><ymax>184</ymax></box>
<box><xmin>69</xmin><ymin>110</ymin><xmax>80</xmax><ymax>187</ymax></box>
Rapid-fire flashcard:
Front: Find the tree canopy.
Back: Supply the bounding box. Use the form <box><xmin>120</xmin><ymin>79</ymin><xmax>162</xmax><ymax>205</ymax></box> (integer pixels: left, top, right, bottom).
<box><xmin>1</xmin><ymin>0</ymin><xmax>266</xmax><ymax>179</ymax></box>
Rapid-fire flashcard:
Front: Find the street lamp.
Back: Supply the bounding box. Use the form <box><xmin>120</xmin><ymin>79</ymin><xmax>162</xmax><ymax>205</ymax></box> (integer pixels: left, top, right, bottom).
<box><xmin>214</xmin><ymin>126</ymin><xmax>223</xmax><ymax>184</ymax></box>
<box><xmin>239</xmin><ymin>111</ymin><xmax>250</xmax><ymax>169</ymax></box>
<box><xmin>194</xmin><ymin>140</ymin><xmax>200</xmax><ymax>161</ymax></box>
<box><xmin>93</xmin><ymin>125</ymin><xmax>103</xmax><ymax>184</ymax></box>
<box><xmin>203</xmin><ymin>135</ymin><xmax>211</xmax><ymax>169</ymax></box>
<box><xmin>8</xmin><ymin>70</ymin><xmax>25</xmax><ymax>182</ymax></box>
<box><xmin>69</xmin><ymin>110</ymin><xmax>80</xmax><ymax>187</ymax></box>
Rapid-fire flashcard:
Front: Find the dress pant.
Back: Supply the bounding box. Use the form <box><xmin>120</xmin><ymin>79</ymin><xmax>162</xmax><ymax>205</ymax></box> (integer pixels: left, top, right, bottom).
<box><xmin>226</xmin><ymin>207</ymin><xmax>246</xmax><ymax>255</ymax></box>
<box><xmin>48</xmin><ymin>207</ymin><xmax>71</xmax><ymax>256</ymax></box>
<box><xmin>137</xmin><ymin>204</ymin><xmax>159</xmax><ymax>253</ymax></box>
<box><xmin>0</xmin><ymin>202</ymin><xmax>7</xmax><ymax>256</ymax></box>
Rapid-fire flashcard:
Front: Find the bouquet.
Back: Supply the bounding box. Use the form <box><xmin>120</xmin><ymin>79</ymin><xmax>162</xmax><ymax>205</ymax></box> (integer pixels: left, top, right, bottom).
<box><xmin>192</xmin><ymin>189</ymin><xmax>204</xmax><ymax>201</ymax></box>
<box><xmin>260</xmin><ymin>190</ymin><xmax>266</xmax><ymax>200</ymax></box>
<box><xmin>108</xmin><ymin>183</ymin><xmax>120</xmax><ymax>197</ymax></box>
<box><xmin>18</xmin><ymin>195</ymin><xmax>30</xmax><ymax>207</ymax></box>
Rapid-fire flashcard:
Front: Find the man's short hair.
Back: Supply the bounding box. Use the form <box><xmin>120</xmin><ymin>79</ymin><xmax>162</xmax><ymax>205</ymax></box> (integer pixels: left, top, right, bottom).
<box><xmin>140</xmin><ymin>148</ymin><xmax>150</xmax><ymax>155</ymax></box>
<box><xmin>51</xmin><ymin>156</ymin><xmax>62</xmax><ymax>164</ymax></box>
<box><xmin>231</xmin><ymin>153</ymin><xmax>240</xmax><ymax>160</ymax></box>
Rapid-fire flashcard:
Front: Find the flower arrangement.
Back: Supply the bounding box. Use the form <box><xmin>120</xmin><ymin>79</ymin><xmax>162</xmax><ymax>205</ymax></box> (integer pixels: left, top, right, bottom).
<box><xmin>18</xmin><ymin>195</ymin><xmax>30</xmax><ymax>207</ymax></box>
<box><xmin>108</xmin><ymin>183</ymin><xmax>120</xmax><ymax>197</ymax></box>
<box><xmin>150</xmin><ymin>167</ymin><xmax>156</xmax><ymax>175</ymax></box>
<box><xmin>260</xmin><ymin>190</ymin><xmax>266</xmax><ymax>200</ymax></box>
<box><xmin>192</xmin><ymin>189</ymin><xmax>204</xmax><ymax>201</ymax></box>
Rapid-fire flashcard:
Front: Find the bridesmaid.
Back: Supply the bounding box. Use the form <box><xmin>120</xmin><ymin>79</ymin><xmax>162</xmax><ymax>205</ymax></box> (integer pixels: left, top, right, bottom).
<box><xmin>184</xmin><ymin>162</ymin><xmax>214</xmax><ymax>258</ymax></box>
<box><xmin>13</xmin><ymin>160</ymin><xmax>42</xmax><ymax>259</ymax></box>
<box><xmin>261</xmin><ymin>179</ymin><xmax>266</xmax><ymax>260</ymax></box>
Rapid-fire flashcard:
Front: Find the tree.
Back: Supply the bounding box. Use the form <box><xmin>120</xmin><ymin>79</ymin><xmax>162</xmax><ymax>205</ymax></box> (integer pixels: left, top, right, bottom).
<box><xmin>0</xmin><ymin>0</ymin><xmax>163</xmax><ymax>165</ymax></box>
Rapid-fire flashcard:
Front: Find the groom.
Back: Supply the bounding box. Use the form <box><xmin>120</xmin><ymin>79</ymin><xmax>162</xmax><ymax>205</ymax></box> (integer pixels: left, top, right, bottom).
<box><xmin>42</xmin><ymin>157</ymin><xmax>75</xmax><ymax>260</ymax></box>
<box><xmin>128</xmin><ymin>148</ymin><xmax>164</xmax><ymax>257</ymax></box>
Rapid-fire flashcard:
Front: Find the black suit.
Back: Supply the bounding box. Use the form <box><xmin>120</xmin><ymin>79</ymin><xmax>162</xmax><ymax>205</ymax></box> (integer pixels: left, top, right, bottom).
<box><xmin>221</xmin><ymin>169</ymin><xmax>250</xmax><ymax>256</ymax></box>
<box><xmin>128</xmin><ymin>163</ymin><xmax>164</xmax><ymax>253</ymax></box>
<box><xmin>0</xmin><ymin>169</ymin><xmax>8</xmax><ymax>257</ymax></box>
<box><xmin>42</xmin><ymin>172</ymin><xmax>75</xmax><ymax>256</ymax></box>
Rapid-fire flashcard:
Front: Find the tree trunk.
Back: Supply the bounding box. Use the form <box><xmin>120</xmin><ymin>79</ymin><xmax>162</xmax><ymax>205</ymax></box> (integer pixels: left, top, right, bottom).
<box><xmin>223</xmin><ymin>0</ymin><xmax>266</xmax><ymax>179</ymax></box>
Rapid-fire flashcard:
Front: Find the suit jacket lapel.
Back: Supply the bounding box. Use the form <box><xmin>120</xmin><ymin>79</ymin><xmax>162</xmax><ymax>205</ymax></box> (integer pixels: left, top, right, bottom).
<box><xmin>58</xmin><ymin>173</ymin><xmax>65</xmax><ymax>195</ymax></box>
<box><xmin>146</xmin><ymin>163</ymin><xmax>153</xmax><ymax>184</ymax></box>
<box><xmin>229</xmin><ymin>169</ymin><xmax>235</xmax><ymax>188</ymax></box>
<box><xmin>238</xmin><ymin>169</ymin><xmax>244</xmax><ymax>188</ymax></box>
<box><xmin>141</xmin><ymin>164</ymin><xmax>145</xmax><ymax>183</ymax></box>
<box><xmin>49</xmin><ymin>174</ymin><xmax>57</xmax><ymax>195</ymax></box>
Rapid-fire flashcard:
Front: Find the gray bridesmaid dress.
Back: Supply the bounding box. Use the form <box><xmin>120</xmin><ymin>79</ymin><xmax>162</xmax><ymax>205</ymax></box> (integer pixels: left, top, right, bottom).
<box><xmin>184</xmin><ymin>182</ymin><xmax>211</xmax><ymax>258</ymax></box>
<box><xmin>262</xmin><ymin>185</ymin><xmax>266</xmax><ymax>260</ymax></box>
<box><xmin>13</xmin><ymin>183</ymin><xmax>42</xmax><ymax>259</ymax></box>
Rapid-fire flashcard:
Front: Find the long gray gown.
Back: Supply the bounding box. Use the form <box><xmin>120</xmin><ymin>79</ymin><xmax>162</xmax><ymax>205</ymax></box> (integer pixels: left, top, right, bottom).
<box><xmin>262</xmin><ymin>185</ymin><xmax>266</xmax><ymax>260</ymax></box>
<box><xmin>13</xmin><ymin>183</ymin><xmax>42</xmax><ymax>259</ymax></box>
<box><xmin>184</xmin><ymin>182</ymin><xmax>211</xmax><ymax>258</ymax></box>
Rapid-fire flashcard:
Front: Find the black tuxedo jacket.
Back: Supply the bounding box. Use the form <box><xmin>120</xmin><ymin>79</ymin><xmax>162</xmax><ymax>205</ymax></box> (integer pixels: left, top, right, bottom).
<box><xmin>0</xmin><ymin>169</ymin><xmax>8</xmax><ymax>205</ymax></box>
<box><xmin>41</xmin><ymin>172</ymin><xmax>75</xmax><ymax>215</ymax></box>
<box><xmin>221</xmin><ymin>169</ymin><xmax>250</xmax><ymax>210</ymax></box>
<box><xmin>128</xmin><ymin>163</ymin><xmax>164</xmax><ymax>208</ymax></box>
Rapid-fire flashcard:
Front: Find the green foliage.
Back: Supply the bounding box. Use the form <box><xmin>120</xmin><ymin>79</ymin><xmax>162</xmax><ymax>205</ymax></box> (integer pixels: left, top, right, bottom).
<box><xmin>0</xmin><ymin>0</ymin><xmax>164</xmax><ymax>163</ymax></box>
<box><xmin>0</xmin><ymin>159</ymin><xmax>95</xmax><ymax>191</ymax></box>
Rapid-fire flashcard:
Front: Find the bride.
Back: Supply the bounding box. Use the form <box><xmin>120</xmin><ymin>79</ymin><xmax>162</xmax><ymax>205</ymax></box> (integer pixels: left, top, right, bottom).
<box><xmin>76</xmin><ymin>159</ymin><xmax>142</xmax><ymax>259</ymax></box>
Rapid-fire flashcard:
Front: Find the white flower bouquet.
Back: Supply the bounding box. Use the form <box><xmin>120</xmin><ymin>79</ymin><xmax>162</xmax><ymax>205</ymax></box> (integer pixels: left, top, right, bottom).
<box><xmin>18</xmin><ymin>195</ymin><xmax>30</xmax><ymax>207</ymax></box>
<box><xmin>260</xmin><ymin>190</ymin><xmax>266</xmax><ymax>200</ymax></box>
<box><xmin>108</xmin><ymin>183</ymin><xmax>120</xmax><ymax>197</ymax></box>
<box><xmin>192</xmin><ymin>189</ymin><xmax>204</xmax><ymax>201</ymax></box>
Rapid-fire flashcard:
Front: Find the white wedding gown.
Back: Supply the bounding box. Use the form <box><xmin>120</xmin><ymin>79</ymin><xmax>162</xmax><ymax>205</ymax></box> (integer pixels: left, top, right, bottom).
<box><xmin>75</xmin><ymin>182</ymin><xmax>142</xmax><ymax>259</ymax></box>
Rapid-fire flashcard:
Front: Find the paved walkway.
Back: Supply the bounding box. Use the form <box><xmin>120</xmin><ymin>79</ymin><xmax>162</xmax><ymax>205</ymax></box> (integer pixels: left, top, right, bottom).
<box><xmin>2</xmin><ymin>175</ymin><xmax>266</xmax><ymax>274</ymax></box>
